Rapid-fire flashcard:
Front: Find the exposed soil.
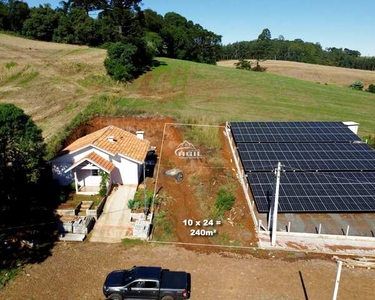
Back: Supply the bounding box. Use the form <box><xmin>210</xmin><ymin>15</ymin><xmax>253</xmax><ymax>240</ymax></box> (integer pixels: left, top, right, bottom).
<box><xmin>65</xmin><ymin>116</ymin><xmax>257</xmax><ymax>246</ymax></box>
<box><xmin>1</xmin><ymin>243</ymin><xmax>375</xmax><ymax>300</ymax></box>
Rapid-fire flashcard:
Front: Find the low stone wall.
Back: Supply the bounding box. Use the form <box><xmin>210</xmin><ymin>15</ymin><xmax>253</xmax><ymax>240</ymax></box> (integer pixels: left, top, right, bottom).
<box><xmin>86</xmin><ymin>196</ymin><xmax>107</xmax><ymax>220</ymax></box>
<box><xmin>73</xmin><ymin>216</ymin><xmax>95</xmax><ymax>234</ymax></box>
<box><xmin>55</xmin><ymin>202</ymin><xmax>81</xmax><ymax>216</ymax></box>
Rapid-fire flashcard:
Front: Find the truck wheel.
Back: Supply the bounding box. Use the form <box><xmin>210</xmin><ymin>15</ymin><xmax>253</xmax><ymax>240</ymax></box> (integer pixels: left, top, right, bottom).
<box><xmin>161</xmin><ymin>296</ymin><xmax>174</xmax><ymax>300</ymax></box>
<box><xmin>108</xmin><ymin>293</ymin><xmax>123</xmax><ymax>300</ymax></box>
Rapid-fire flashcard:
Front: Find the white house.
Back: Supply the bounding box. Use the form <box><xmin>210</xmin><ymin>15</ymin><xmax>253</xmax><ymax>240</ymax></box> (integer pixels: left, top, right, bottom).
<box><xmin>50</xmin><ymin>125</ymin><xmax>150</xmax><ymax>194</ymax></box>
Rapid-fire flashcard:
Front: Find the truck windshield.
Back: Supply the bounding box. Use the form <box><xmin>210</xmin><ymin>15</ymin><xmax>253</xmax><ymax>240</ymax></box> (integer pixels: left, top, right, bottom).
<box><xmin>123</xmin><ymin>269</ymin><xmax>135</xmax><ymax>285</ymax></box>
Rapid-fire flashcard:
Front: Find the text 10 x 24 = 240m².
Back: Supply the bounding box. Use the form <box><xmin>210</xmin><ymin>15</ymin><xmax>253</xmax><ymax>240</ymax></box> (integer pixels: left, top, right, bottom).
<box><xmin>182</xmin><ymin>219</ymin><xmax>222</xmax><ymax>226</ymax></box>
<box><xmin>183</xmin><ymin>219</ymin><xmax>221</xmax><ymax>236</ymax></box>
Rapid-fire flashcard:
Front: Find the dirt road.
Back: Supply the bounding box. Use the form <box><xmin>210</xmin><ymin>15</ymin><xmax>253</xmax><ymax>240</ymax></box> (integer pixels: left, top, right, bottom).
<box><xmin>1</xmin><ymin>242</ymin><xmax>374</xmax><ymax>300</ymax></box>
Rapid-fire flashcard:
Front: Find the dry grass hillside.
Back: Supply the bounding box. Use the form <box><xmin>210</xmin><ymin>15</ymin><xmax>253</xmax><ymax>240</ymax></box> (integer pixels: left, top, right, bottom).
<box><xmin>0</xmin><ymin>33</ymin><xmax>109</xmax><ymax>138</ymax></box>
<box><xmin>1</xmin><ymin>34</ymin><xmax>375</xmax><ymax>141</ymax></box>
<box><xmin>217</xmin><ymin>60</ymin><xmax>375</xmax><ymax>88</ymax></box>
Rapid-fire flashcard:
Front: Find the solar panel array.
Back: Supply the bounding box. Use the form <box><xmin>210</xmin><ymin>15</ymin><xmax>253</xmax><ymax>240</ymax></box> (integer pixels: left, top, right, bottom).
<box><xmin>231</xmin><ymin>122</ymin><xmax>361</xmax><ymax>143</ymax></box>
<box><xmin>248</xmin><ymin>172</ymin><xmax>375</xmax><ymax>212</ymax></box>
<box><xmin>230</xmin><ymin>121</ymin><xmax>375</xmax><ymax>213</ymax></box>
<box><xmin>238</xmin><ymin>142</ymin><xmax>375</xmax><ymax>172</ymax></box>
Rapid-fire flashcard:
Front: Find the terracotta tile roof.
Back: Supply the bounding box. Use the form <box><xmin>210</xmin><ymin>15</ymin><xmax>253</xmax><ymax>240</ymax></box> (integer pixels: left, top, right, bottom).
<box><xmin>63</xmin><ymin>125</ymin><xmax>150</xmax><ymax>163</ymax></box>
<box><xmin>86</xmin><ymin>152</ymin><xmax>116</xmax><ymax>173</ymax></box>
<box><xmin>65</xmin><ymin>152</ymin><xmax>116</xmax><ymax>173</ymax></box>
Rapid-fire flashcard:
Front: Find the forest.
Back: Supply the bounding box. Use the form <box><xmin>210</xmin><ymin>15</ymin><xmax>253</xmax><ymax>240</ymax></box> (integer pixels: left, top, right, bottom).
<box><xmin>0</xmin><ymin>0</ymin><xmax>222</xmax><ymax>64</ymax></box>
<box><xmin>1</xmin><ymin>0</ymin><xmax>375</xmax><ymax>72</ymax></box>
<box><xmin>222</xmin><ymin>31</ymin><xmax>375</xmax><ymax>71</ymax></box>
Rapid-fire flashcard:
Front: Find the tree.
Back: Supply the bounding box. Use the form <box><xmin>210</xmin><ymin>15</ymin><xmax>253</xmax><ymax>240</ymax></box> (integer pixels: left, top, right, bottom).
<box><xmin>0</xmin><ymin>0</ymin><xmax>9</xmax><ymax>30</ymax></box>
<box><xmin>22</xmin><ymin>4</ymin><xmax>59</xmax><ymax>41</ymax></box>
<box><xmin>68</xmin><ymin>0</ymin><xmax>106</xmax><ymax>15</ymax></box>
<box><xmin>7</xmin><ymin>0</ymin><xmax>30</xmax><ymax>33</ymax></box>
<box><xmin>235</xmin><ymin>58</ymin><xmax>252</xmax><ymax>70</ymax></box>
<box><xmin>100</xmin><ymin>0</ymin><xmax>144</xmax><ymax>43</ymax></box>
<box><xmin>0</xmin><ymin>103</ymin><xmax>46</xmax><ymax>206</ymax></box>
<box><xmin>258</xmin><ymin>28</ymin><xmax>271</xmax><ymax>41</ymax></box>
<box><xmin>104</xmin><ymin>42</ymin><xmax>138</xmax><ymax>81</ymax></box>
<box><xmin>53</xmin><ymin>7</ymin><xmax>101</xmax><ymax>45</ymax></box>
<box><xmin>251</xmin><ymin>28</ymin><xmax>272</xmax><ymax>70</ymax></box>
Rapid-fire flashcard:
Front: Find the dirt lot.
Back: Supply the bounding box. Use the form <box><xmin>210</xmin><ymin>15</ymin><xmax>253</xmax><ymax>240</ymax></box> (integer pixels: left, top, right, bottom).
<box><xmin>66</xmin><ymin>116</ymin><xmax>256</xmax><ymax>246</ymax></box>
<box><xmin>1</xmin><ymin>242</ymin><xmax>375</xmax><ymax>300</ymax></box>
<box><xmin>217</xmin><ymin>59</ymin><xmax>375</xmax><ymax>88</ymax></box>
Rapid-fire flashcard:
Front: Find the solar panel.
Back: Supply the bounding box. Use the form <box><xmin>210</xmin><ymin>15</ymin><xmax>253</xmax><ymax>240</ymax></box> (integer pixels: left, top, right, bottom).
<box><xmin>231</xmin><ymin>122</ymin><xmax>361</xmax><ymax>143</ymax></box>
<box><xmin>247</xmin><ymin>172</ymin><xmax>375</xmax><ymax>213</ymax></box>
<box><xmin>232</xmin><ymin>121</ymin><xmax>347</xmax><ymax>129</ymax></box>
<box><xmin>238</xmin><ymin>143</ymin><xmax>375</xmax><ymax>172</ymax></box>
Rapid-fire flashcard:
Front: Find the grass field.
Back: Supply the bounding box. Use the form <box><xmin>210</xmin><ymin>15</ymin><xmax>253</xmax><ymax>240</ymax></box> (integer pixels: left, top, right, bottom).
<box><xmin>218</xmin><ymin>59</ymin><xmax>375</xmax><ymax>88</ymax></box>
<box><xmin>1</xmin><ymin>34</ymin><xmax>375</xmax><ymax>140</ymax></box>
<box><xmin>122</xmin><ymin>58</ymin><xmax>375</xmax><ymax>136</ymax></box>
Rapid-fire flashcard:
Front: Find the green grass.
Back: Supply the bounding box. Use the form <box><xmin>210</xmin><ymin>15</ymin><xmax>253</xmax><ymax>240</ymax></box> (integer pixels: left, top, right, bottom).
<box><xmin>121</xmin><ymin>238</ymin><xmax>145</xmax><ymax>248</ymax></box>
<box><xmin>65</xmin><ymin>101</ymin><xmax>79</xmax><ymax>113</ymax></box>
<box><xmin>18</xmin><ymin>72</ymin><xmax>39</xmax><ymax>85</ymax></box>
<box><xmin>0</xmin><ymin>264</ymin><xmax>21</xmax><ymax>287</ymax></box>
<box><xmin>5</xmin><ymin>61</ymin><xmax>17</xmax><ymax>69</ymax></box>
<box><xmin>5</xmin><ymin>71</ymin><xmax>23</xmax><ymax>83</ymax></box>
<box><xmin>122</xmin><ymin>58</ymin><xmax>375</xmax><ymax>136</ymax></box>
<box><xmin>47</xmin><ymin>56</ymin><xmax>375</xmax><ymax>158</ymax></box>
<box><xmin>153</xmin><ymin>210</ymin><xmax>174</xmax><ymax>241</ymax></box>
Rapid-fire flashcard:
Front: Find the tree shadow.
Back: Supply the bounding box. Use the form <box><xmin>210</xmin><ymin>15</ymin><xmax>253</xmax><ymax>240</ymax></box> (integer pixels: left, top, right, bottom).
<box><xmin>299</xmin><ymin>271</ymin><xmax>309</xmax><ymax>300</ymax></box>
<box><xmin>0</xmin><ymin>168</ymin><xmax>60</xmax><ymax>286</ymax></box>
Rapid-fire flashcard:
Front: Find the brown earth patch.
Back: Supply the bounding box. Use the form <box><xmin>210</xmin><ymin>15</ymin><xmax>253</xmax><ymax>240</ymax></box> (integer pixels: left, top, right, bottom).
<box><xmin>1</xmin><ymin>243</ymin><xmax>375</xmax><ymax>300</ymax></box>
<box><xmin>65</xmin><ymin>116</ymin><xmax>257</xmax><ymax>246</ymax></box>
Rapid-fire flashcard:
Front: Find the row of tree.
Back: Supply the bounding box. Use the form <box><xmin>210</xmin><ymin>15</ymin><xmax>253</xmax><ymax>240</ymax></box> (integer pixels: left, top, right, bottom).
<box><xmin>0</xmin><ymin>0</ymin><xmax>221</xmax><ymax>64</ymax></box>
<box><xmin>221</xmin><ymin>29</ymin><xmax>375</xmax><ymax>71</ymax></box>
<box><xmin>1</xmin><ymin>1</ymin><xmax>375</xmax><ymax>74</ymax></box>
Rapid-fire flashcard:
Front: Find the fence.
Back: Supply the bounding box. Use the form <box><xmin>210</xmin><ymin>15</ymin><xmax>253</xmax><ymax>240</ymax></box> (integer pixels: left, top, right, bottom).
<box><xmin>225</xmin><ymin>122</ymin><xmax>258</xmax><ymax>228</ymax></box>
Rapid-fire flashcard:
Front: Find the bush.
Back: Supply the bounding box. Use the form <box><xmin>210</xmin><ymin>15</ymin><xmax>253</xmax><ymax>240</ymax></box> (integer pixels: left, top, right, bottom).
<box><xmin>235</xmin><ymin>59</ymin><xmax>252</xmax><ymax>70</ymax></box>
<box><xmin>99</xmin><ymin>171</ymin><xmax>109</xmax><ymax>197</ymax></box>
<box><xmin>128</xmin><ymin>189</ymin><xmax>154</xmax><ymax>211</ymax></box>
<box><xmin>215</xmin><ymin>188</ymin><xmax>235</xmax><ymax>213</ymax></box>
<box><xmin>349</xmin><ymin>80</ymin><xmax>364</xmax><ymax>91</ymax></box>
<box><xmin>366</xmin><ymin>84</ymin><xmax>375</xmax><ymax>93</ymax></box>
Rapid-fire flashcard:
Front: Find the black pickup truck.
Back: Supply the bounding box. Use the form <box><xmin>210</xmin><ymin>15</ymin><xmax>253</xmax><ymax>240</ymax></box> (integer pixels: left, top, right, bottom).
<box><xmin>103</xmin><ymin>266</ymin><xmax>191</xmax><ymax>300</ymax></box>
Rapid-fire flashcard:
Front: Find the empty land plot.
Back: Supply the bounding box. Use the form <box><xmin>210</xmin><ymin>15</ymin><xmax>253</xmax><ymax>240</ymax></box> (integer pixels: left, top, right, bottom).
<box><xmin>1</xmin><ymin>242</ymin><xmax>375</xmax><ymax>300</ymax></box>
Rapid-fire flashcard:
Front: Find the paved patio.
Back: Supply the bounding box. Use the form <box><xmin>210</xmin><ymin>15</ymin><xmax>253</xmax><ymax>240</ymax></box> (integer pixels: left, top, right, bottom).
<box><xmin>90</xmin><ymin>185</ymin><xmax>137</xmax><ymax>243</ymax></box>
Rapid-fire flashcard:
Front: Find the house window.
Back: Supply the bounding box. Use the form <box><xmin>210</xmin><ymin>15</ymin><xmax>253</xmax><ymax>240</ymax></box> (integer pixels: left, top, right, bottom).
<box><xmin>92</xmin><ymin>169</ymin><xmax>99</xmax><ymax>176</ymax></box>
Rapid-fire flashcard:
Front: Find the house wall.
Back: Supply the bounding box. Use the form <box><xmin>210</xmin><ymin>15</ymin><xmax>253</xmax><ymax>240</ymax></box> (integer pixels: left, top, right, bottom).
<box><xmin>112</xmin><ymin>156</ymin><xmax>139</xmax><ymax>185</ymax></box>
<box><xmin>77</xmin><ymin>170</ymin><xmax>101</xmax><ymax>187</ymax></box>
<box><xmin>51</xmin><ymin>146</ymin><xmax>109</xmax><ymax>185</ymax></box>
<box><xmin>51</xmin><ymin>145</ymin><xmax>142</xmax><ymax>186</ymax></box>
